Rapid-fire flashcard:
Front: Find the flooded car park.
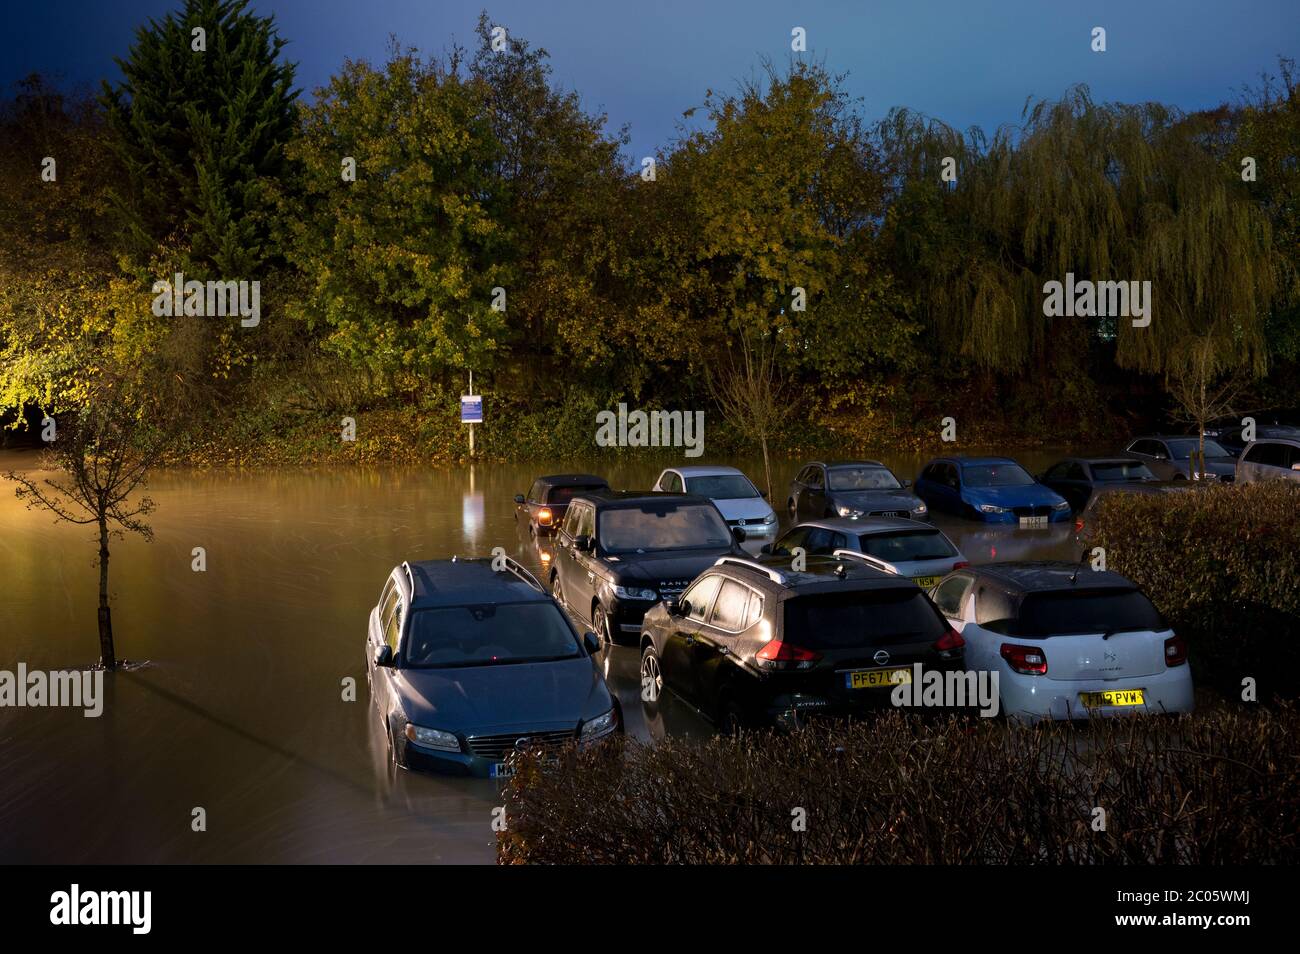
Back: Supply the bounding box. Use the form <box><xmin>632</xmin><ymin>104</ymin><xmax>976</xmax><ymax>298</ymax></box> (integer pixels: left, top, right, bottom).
<box><xmin>0</xmin><ymin>447</ymin><xmax>1105</xmax><ymax>863</ymax></box>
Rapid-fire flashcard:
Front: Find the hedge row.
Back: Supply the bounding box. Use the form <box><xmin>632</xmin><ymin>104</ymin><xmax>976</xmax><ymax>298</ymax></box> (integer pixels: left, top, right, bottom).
<box><xmin>497</xmin><ymin>706</ymin><xmax>1300</xmax><ymax>864</ymax></box>
<box><xmin>1092</xmin><ymin>480</ymin><xmax>1300</xmax><ymax>700</ymax></box>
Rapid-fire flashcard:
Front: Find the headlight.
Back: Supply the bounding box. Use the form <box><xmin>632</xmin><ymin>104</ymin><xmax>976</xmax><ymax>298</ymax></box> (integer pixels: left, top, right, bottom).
<box><xmin>979</xmin><ymin>504</ymin><xmax>1008</xmax><ymax>514</ymax></box>
<box><xmin>613</xmin><ymin>584</ymin><xmax>658</xmax><ymax>600</ymax></box>
<box><xmin>912</xmin><ymin>503</ymin><xmax>928</xmax><ymax>515</ymax></box>
<box><xmin>1051</xmin><ymin>501</ymin><xmax>1070</xmax><ymax>511</ymax></box>
<box><xmin>763</xmin><ymin>513</ymin><xmax>777</xmax><ymax>524</ymax></box>
<box><xmin>580</xmin><ymin>708</ymin><xmax>618</xmax><ymax>739</ymax></box>
<box><xmin>837</xmin><ymin>506</ymin><xmax>863</xmax><ymax>517</ymax></box>
<box><xmin>405</xmin><ymin>724</ymin><xmax>460</xmax><ymax>752</ymax></box>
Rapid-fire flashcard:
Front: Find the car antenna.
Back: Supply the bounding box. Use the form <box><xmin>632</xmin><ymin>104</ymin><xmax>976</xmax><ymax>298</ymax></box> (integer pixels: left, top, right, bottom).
<box><xmin>1069</xmin><ymin>549</ymin><xmax>1088</xmax><ymax>585</ymax></box>
<box><xmin>834</xmin><ymin>562</ymin><xmax>846</xmax><ymax>579</ymax></box>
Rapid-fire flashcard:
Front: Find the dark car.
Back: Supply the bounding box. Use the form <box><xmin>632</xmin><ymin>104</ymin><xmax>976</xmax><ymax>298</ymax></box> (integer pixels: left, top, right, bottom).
<box><xmin>550</xmin><ymin>490</ymin><xmax>745</xmax><ymax>646</ymax></box>
<box><xmin>514</xmin><ymin>473</ymin><xmax>609</xmax><ymax>536</ymax></box>
<box><xmin>1123</xmin><ymin>435</ymin><xmax>1235</xmax><ymax>482</ymax></box>
<box><xmin>365</xmin><ymin>556</ymin><xmax>619</xmax><ymax>779</ymax></box>
<box><xmin>914</xmin><ymin>456</ymin><xmax>1072</xmax><ymax>524</ymax></box>
<box><xmin>1205</xmin><ymin>408</ymin><xmax>1300</xmax><ymax>455</ymax></box>
<box><xmin>1039</xmin><ymin>457</ymin><xmax>1160</xmax><ymax>512</ymax></box>
<box><xmin>638</xmin><ymin>554</ymin><xmax>965</xmax><ymax>732</ymax></box>
<box><xmin>787</xmin><ymin>460</ymin><xmax>929</xmax><ymax>521</ymax></box>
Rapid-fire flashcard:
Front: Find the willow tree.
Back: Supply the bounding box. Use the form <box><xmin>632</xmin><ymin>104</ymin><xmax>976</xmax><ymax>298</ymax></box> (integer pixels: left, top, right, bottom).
<box><xmin>881</xmin><ymin>87</ymin><xmax>1284</xmax><ymax>382</ymax></box>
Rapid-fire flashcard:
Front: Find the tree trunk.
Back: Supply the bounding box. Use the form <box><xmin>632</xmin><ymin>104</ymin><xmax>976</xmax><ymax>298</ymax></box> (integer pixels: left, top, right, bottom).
<box><xmin>760</xmin><ymin>434</ymin><xmax>774</xmax><ymax>504</ymax></box>
<box><xmin>97</xmin><ymin>517</ymin><xmax>116</xmax><ymax>671</ymax></box>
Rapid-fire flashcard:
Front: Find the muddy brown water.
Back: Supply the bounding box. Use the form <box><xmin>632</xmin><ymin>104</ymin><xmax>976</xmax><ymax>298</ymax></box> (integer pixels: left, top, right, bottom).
<box><xmin>0</xmin><ymin>447</ymin><xmax>1097</xmax><ymax>863</ymax></box>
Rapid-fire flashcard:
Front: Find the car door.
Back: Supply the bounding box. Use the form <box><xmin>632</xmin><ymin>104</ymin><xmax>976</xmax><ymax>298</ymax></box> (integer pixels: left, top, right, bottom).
<box><xmin>1057</xmin><ymin>462</ymin><xmax>1091</xmax><ymax>511</ymax></box>
<box><xmin>802</xmin><ymin>466</ymin><xmax>828</xmax><ymax>516</ymax></box>
<box><xmin>926</xmin><ymin>463</ymin><xmax>962</xmax><ymax>514</ymax></box>
<box><xmin>692</xmin><ymin>579</ymin><xmax>759</xmax><ymax>715</ymax></box>
<box><xmin>932</xmin><ymin>572</ymin><xmax>977</xmax><ymax>660</ymax></box>
<box><xmin>370</xmin><ymin>582</ymin><xmax>404</xmax><ymax>732</ymax></box>
<box><xmin>660</xmin><ymin>574</ymin><xmax>722</xmax><ymax>704</ymax></box>
<box><xmin>1130</xmin><ymin>439</ymin><xmax>1174</xmax><ymax>480</ymax></box>
<box><xmin>568</xmin><ymin>503</ymin><xmax>600</xmax><ymax>624</ymax></box>
<box><xmin>555</xmin><ymin>503</ymin><xmax>588</xmax><ymax>618</ymax></box>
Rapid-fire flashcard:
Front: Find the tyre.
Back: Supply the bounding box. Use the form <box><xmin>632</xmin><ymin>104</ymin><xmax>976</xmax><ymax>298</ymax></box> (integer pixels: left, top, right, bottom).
<box><xmin>594</xmin><ymin>603</ymin><xmax>622</xmax><ymax>646</ymax></box>
<box><xmin>640</xmin><ymin>642</ymin><xmax>664</xmax><ymax>711</ymax></box>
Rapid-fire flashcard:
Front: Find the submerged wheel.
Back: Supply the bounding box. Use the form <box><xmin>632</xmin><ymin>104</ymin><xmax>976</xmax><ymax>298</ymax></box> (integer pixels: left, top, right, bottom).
<box><xmin>640</xmin><ymin>643</ymin><xmax>664</xmax><ymax>708</ymax></box>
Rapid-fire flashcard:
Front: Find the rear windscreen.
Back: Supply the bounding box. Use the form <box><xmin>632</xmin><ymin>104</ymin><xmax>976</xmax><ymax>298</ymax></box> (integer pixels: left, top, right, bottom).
<box><xmin>782</xmin><ymin>589</ymin><xmax>946</xmax><ymax>649</ymax></box>
<box><xmin>858</xmin><ymin>529</ymin><xmax>956</xmax><ymax>562</ymax></box>
<box><xmin>547</xmin><ymin>484</ymin><xmax>604</xmax><ymax>505</ymax></box>
<box><xmin>1010</xmin><ymin>589</ymin><xmax>1165</xmax><ymax>637</ymax></box>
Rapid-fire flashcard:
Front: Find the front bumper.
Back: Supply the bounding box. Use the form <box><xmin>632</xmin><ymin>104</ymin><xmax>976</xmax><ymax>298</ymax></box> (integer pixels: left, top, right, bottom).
<box><xmin>974</xmin><ymin>507</ymin><xmax>1072</xmax><ymax>525</ymax></box>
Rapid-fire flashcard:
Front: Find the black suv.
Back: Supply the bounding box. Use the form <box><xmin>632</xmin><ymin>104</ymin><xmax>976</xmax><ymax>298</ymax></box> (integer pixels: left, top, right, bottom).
<box><xmin>638</xmin><ymin>554</ymin><xmax>965</xmax><ymax>732</ymax></box>
<box><xmin>514</xmin><ymin>473</ymin><xmax>609</xmax><ymax>536</ymax></box>
<box><xmin>551</xmin><ymin>490</ymin><xmax>744</xmax><ymax>646</ymax></box>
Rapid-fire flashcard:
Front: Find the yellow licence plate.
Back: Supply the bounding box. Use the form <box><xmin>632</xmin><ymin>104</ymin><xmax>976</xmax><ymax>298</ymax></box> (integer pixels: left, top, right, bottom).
<box><xmin>912</xmin><ymin>575</ymin><xmax>941</xmax><ymax>589</ymax></box>
<box><xmin>1079</xmin><ymin>689</ymin><xmax>1146</xmax><ymax>708</ymax></box>
<box><xmin>846</xmin><ymin>668</ymin><xmax>912</xmax><ymax>690</ymax></box>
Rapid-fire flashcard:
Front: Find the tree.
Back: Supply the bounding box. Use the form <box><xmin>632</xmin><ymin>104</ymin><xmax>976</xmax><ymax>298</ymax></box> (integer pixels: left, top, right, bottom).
<box><xmin>101</xmin><ymin>0</ymin><xmax>298</xmax><ymax>276</ymax></box>
<box><xmin>4</xmin><ymin>379</ymin><xmax>167</xmax><ymax>669</ymax></box>
<box><xmin>1166</xmin><ymin>329</ymin><xmax>1244</xmax><ymax>478</ymax></box>
<box><xmin>707</xmin><ymin>328</ymin><xmax>791</xmax><ymax>501</ymax></box>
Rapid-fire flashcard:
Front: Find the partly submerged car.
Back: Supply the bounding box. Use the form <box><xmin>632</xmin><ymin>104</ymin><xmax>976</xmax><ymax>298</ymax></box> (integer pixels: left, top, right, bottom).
<box><xmin>763</xmin><ymin>516</ymin><xmax>967</xmax><ymax>590</ymax></box>
<box><xmin>914</xmin><ymin>456</ymin><xmax>1071</xmax><ymax>524</ymax></box>
<box><xmin>366</xmin><ymin>556</ymin><xmax>619</xmax><ymax>778</ymax></box>
<box><xmin>653</xmin><ymin>465</ymin><xmax>778</xmax><ymax>540</ymax></box>
<box><xmin>514</xmin><ymin>473</ymin><xmax>610</xmax><ymax>536</ymax></box>
<box><xmin>787</xmin><ymin>460</ymin><xmax>928</xmax><ymax>521</ymax></box>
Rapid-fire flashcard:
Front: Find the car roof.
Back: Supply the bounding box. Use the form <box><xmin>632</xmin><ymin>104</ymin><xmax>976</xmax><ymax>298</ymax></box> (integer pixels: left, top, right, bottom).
<box><xmin>709</xmin><ymin>554</ymin><xmax>919</xmax><ymax>598</ymax></box>
<box><xmin>572</xmin><ymin>489</ymin><xmax>714</xmax><ymax>508</ymax></box>
<box><xmin>402</xmin><ymin>558</ymin><xmax>551</xmax><ymax>609</ymax></box>
<box><xmin>536</xmin><ymin>473</ymin><xmax>607</xmax><ymax>487</ymax></box>
<box><xmin>964</xmin><ymin>561</ymin><xmax>1135</xmax><ymax>593</ymax></box>
<box><xmin>1247</xmin><ymin>436</ymin><xmax>1300</xmax><ymax>447</ymax></box>
<box><xmin>822</xmin><ymin>459</ymin><xmax>887</xmax><ymax>469</ymax></box>
<box><xmin>1053</xmin><ymin>456</ymin><xmax>1144</xmax><ymax>467</ymax></box>
<box><xmin>1130</xmin><ymin>434</ymin><xmax>1201</xmax><ymax>442</ymax></box>
<box><xmin>666</xmin><ymin>465</ymin><xmax>745</xmax><ymax>477</ymax></box>
<box><xmin>789</xmin><ymin>516</ymin><xmax>930</xmax><ymax>534</ymax></box>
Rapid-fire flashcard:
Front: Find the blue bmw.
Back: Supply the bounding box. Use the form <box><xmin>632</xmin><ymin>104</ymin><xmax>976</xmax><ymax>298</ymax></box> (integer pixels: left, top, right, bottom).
<box><xmin>366</xmin><ymin>556</ymin><xmax>620</xmax><ymax>778</ymax></box>
<box><xmin>914</xmin><ymin>456</ymin><xmax>1072</xmax><ymax>524</ymax></box>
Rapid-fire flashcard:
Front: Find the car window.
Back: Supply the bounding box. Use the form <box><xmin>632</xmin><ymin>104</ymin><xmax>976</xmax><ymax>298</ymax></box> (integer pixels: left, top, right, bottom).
<box><xmin>659</xmin><ymin>471</ymin><xmax>682</xmax><ymax>493</ymax></box>
<box><xmin>403</xmin><ymin>602</ymin><xmax>581</xmax><ymax>668</ymax></box>
<box><xmin>973</xmin><ymin>584</ymin><xmax>1017</xmax><ymax>630</ymax></box>
<box><xmin>962</xmin><ymin>463</ymin><xmax>1035</xmax><ymax>487</ymax></box>
<box><xmin>807</xmin><ymin>468</ymin><xmax>824</xmax><ymax>489</ymax></box>
<box><xmin>1092</xmin><ymin>460</ymin><xmax>1155</xmax><ymax>481</ymax></box>
<box><xmin>683</xmin><ymin>575</ymin><xmax>722</xmax><ymax>621</ymax></box>
<box><xmin>527</xmin><ymin>480</ymin><xmax>544</xmax><ymax>503</ymax></box>
<box><xmin>548</xmin><ymin>484</ymin><xmax>597</xmax><ymax>505</ymax></box>
<box><xmin>1129</xmin><ymin>440</ymin><xmax>1157</xmax><ymax>457</ymax></box>
<box><xmin>773</xmin><ymin>527</ymin><xmax>808</xmax><ymax>554</ymax></box>
<box><xmin>744</xmin><ymin>590</ymin><xmax>764</xmax><ymax>629</ymax></box>
<box><xmin>562</xmin><ymin>505</ymin><xmax>582</xmax><ymax>536</ymax></box>
<box><xmin>597</xmin><ymin>502</ymin><xmax>732</xmax><ymax>554</ymax></box>
<box><xmin>378</xmin><ymin>576</ymin><xmax>396</xmax><ymax>613</ymax></box>
<box><xmin>1246</xmin><ymin>442</ymin><xmax>1293</xmax><ymax>468</ymax></box>
<box><xmin>708</xmin><ymin>579</ymin><xmax>753</xmax><ymax>631</ymax></box>
<box><xmin>576</xmin><ymin>504</ymin><xmax>595</xmax><ymax>539</ymax></box>
<box><xmin>1010</xmin><ymin>589</ymin><xmax>1165</xmax><ymax>638</ymax></box>
<box><xmin>382</xmin><ymin>593</ymin><xmax>402</xmax><ymax>651</ymax></box>
<box><xmin>827</xmin><ymin>465</ymin><xmax>902</xmax><ymax>491</ymax></box>
<box><xmin>1043</xmin><ymin>463</ymin><xmax>1068</xmax><ymax>481</ymax></box>
<box><xmin>941</xmin><ymin>464</ymin><xmax>960</xmax><ymax>489</ymax></box>
<box><xmin>860</xmin><ymin>528</ymin><xmax>958</xmax><ymax>562</ymax></box>
<box><xmin>687</xmin><ymin>474</ymin><xmax>758</xmax><ymax>498</ymax></box>
<box><xmin>782</xmin><ymin>589</ymin><xmax>947</xmax><ymax>648</ymax></box>
<box><xmin>802</xmin><ymin>527</ymin><xmax>837</xmax><ymax>554</ymax></box>
<box><xmin>1167</xmin><ymin>438</ymin><xmax>1229</xmax><ymax>460</ymax></box>
<box><xmin>1064</xmin><ymin>463</ymin><xmax>1088</xmax><ymax>481</ymax></box>
<box><xmin>932</xmin><ymin>574</ymin><xmax>973</xmax><ymax>619</ymax></box>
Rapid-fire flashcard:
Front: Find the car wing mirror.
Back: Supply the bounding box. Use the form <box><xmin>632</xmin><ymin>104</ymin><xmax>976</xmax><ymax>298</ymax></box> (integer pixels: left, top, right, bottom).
<box><xmin>513</xmin><ymin>494</ymin><xmax>525</xmax><ymax>504</ymax></box>
<box><xmin>582</xmin><ymin>631</ymin><xmax>601</xmax><ymax>654</ymax></box>
<box><xmin>759</xmin><ymin>489</ymin><xmax>769</xmax><ymax>499</ymax></box>
<box><xmin>373</xmin><ymin>644</ymin><xmax>394</xmax><ymax>668</ymax></box>
<box><xmin>732</xmin><ymin>527</ymin><xmax>747</xmax><ymax>543</ymax></box>
<box><xmin>759</xmin><ymin>543</ymin><xmax>772</xmax><ymax>554</ymax></box>
<box><xmin>670</xmin><ymin>598</ymin><xmax>691</xmax><ymax>617</ymax></box>
<box><xmin>901</xmin><ymin>478</ymin><xmax>912</xmax><ymax>488</ymax></box>
<box><xmin>573</xmin><ymin>534</ymin><xmax>593</xmax><ymax>551</ymax></box>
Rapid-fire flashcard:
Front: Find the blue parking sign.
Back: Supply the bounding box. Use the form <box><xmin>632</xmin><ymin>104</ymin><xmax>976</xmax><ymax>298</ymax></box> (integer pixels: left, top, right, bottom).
<box><xmin>460</xmin><ymin>394</ymin><xmax>483</xmax><ymax>423</ymax></box>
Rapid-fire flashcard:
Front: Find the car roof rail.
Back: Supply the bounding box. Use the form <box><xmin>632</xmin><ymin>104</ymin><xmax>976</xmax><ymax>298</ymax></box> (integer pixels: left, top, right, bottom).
<box><xmin>831</xmin><ymin>549</ymin><xmax>899</xmax><ymax>574</ymax></box>
<box><xmin>498</xmin><ymin>554</ymin><xmax>546</xmax><ymax>593</ymax></box>
<box><xmin>714</xmin><ymin>556</ymin><xmax>787</xmax><ymax>585</ymax></box>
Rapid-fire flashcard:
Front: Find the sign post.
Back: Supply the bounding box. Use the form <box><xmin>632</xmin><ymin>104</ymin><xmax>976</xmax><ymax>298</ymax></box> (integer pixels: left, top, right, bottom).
<box><xmin>460</xmin><ymin>372</ymin><xmax>482</xmax><ymax>458</ymax></box>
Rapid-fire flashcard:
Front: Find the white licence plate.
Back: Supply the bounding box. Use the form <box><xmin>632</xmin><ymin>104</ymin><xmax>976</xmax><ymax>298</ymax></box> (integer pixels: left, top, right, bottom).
<box><xmin>1018</xmin><ymin>515</ymin><xmax>1048</xmax><ymax>528</ymax></box>
<box><xmin>489</xmin><ymin>762</ymin><xmax>514</xmax><ymax>779</ymax></box>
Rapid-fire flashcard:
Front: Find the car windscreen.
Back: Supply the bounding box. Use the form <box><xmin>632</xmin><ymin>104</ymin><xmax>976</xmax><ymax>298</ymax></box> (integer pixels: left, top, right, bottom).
<box><xmin>962</xmin><ymin>463</ymin><xmax>1035</xmax><ymax>487</ymax></box>
<box><xmin>827</xmin><ymin>466</ymin><xmax>901</xmax><ymax>491</ymax></box>
<box><xmin>1091</xmin><ymin>461</ymin><xmax>1156</xmax><ymax>481</ymax></box>
<box><xmin>685</xmin><ymin>475</ymin><xmax>759</xmax><ymax>499</ymax></box>
<box><xmin>598</xmin><ymin>503</ymin><xmax>733</xmax><ymax>553</ymax></box>
<box><xmin>782</xmin><ymin>589</ymin><xmax>947</xmax><ymax>649</ymax></box>
<box><xmin>857</xmin><ymin>529</ymin><xmax>957</xmax><ymax>562</ymax></box>
<box><xmin>404</xmin><ymin>602</ymin><xmax>581</xmax><ymax>667</ymax></box>
<box><xmin>991</xmin><ymin>589</ymin><xmax>1165</xmax><ymax>637</ymax></box>
<box><xmin>1167</xmin><ymin>439</ymin><xmax>1229</xmax><ymax>459</ymax></box>
<box><xmin>547</xmin><ymin>484</ymin><xmax>604</xmax><ymax>505</ymax></box>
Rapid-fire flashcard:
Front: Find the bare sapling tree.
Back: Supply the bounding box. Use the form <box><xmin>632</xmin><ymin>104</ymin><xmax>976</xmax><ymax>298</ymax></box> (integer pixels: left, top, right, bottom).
<box><xmin>1165</xmin><ymin>330</ymin><xmax>1243</xmax><ymax>479</ymax></box>
<box><xmin>707</xmin><ymin>326</ymin><xmax>792</xmax><ymax>502</ymax></box>
<box><xmin>4</xmin><ymin>383</ymin><xmax>168</xmax><ymax>670</ymax></box>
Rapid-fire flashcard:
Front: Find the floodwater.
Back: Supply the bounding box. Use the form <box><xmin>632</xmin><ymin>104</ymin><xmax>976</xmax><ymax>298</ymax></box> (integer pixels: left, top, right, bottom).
<box><xmin>0</xmin><ymin>447</ymin><xmax>1094</xmax><ymax>863</ymax></box>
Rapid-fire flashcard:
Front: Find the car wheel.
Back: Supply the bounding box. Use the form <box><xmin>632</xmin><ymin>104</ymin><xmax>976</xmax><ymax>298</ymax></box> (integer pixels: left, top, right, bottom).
<box><xmin>640</xmin><ymin>643</ymin><xmax>664</xmax><ymax>710</ymax></box>
<box><xmin>718</xmin><ymin>698</ymin><xmax>747</xmax><ymax>736</ymax></box>
<box><xmin>552</xmin><ymin>573</ymin><xmax>565</xmax><ymax>608</ymax></box>
<box><xmin>594</xmin><ymin>604</ymin><xmax>623</xmax><ymax>646</ymax></box>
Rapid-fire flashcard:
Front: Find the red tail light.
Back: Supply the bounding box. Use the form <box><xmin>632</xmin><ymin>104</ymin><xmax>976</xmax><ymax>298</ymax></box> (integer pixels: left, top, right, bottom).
<box><xmin>934</xmin><ymin>627</ymin><xmax>964</xmax><ymax>656</ymax></box>
<box><xmin>1074</xmin><ymin>517</ymin><xmax>1084</xmax><ymax>532</ymax></box>
<box><xmin>1164</xmin><ymin>633</ymin><xmax>1188</xmax><ymax>667</ymax></box>
<box><xmin>538</xmin><ymin>507</ymin><xmax>553</xmax><ymax>526</ymax></box>
<box><xmin>755</xmin><ymin>640</ymin><xmax>821</xmax><ymax>670</ymax></box>
<box><xmin>1000</xmin><ymin>642</ymin><xmax>1048</xmax><ymax>675</ymax></box>
<box><xmin>952</xmin><ymin>561</ymin><xmax>970</xmax><ymax>570</ymax></box>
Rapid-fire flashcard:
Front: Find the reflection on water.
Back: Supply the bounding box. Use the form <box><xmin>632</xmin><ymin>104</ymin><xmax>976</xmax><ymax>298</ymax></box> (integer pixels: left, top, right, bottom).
<box><xmin>0</xmin><ymin>447</ymin><xmax>1098</xmax><ymax>863</ymax></box>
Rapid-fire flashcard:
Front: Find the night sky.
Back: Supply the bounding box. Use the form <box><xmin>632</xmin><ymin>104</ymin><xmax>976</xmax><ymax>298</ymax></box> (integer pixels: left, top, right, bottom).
<box><xmin>4</xmin><ymin>0</ymin><xmax>1297</xmax><ymax>163</ymax></box>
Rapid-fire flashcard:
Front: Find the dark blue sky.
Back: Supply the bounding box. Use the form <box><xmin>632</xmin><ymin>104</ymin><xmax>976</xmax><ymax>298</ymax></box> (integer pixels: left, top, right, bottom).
<box><xmin>5</xmin><ymin>0</ymin><xmax>1297</xmax><ymax>162</ymax></box>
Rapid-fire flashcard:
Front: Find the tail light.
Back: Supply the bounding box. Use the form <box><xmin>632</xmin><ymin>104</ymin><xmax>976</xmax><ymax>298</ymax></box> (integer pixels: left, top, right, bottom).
<box><xmin>1073</xmin><ymin>517</ymin><xmax>1084</xmax><ymax>532</ymax></box>
<box><xmin>952</xmin><ymin>561</ymin><xmax>970</xmax><ymax>570</ymax></box>
<box><xmin>1164</xmin><ymin>633</ymin><xmax>1188</xmax><ymax>667</ymax></box>
<box><xmin>1000</xmin><ymin>642</ymin><xmax>1048</xmax><ymax>675</ymax></box>
<box><xmin>537</xmin><ymin>507</ymin><xmax>553</xmax><ymax>526</ymax></box>
<box><xmin>934</xmin><ymin>627</ymin><xmax>964</xmax><ymax>658</ymax></box>
<box><xmin>755</xmin><ymin>641</ymin><xmax>821</xmax><ymax>671</ymax></box>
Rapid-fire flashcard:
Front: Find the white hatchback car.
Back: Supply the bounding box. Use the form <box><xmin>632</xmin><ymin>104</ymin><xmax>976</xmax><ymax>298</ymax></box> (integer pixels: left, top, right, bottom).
<box><xmin>653</xmin><ymin>466</ymin><xmax>778</xmax><ymax>541</ymax></box>
<box><xmin>1236</xmin><ymin>438</ymin><xmax>1300</xmax><ymax>484</ymax></box>
<box><xmin>929</xmin><ymin>562</ymin><xmax>1193</xmax><ymax>722</ymax></box>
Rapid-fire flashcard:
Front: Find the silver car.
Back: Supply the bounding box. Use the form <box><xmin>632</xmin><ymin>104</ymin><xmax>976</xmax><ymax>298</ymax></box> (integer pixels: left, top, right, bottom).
<box><xmin>762</xmin><ymin>516</ymin><xmax>967</xmax><ymax>590</ymax></box>
<box><xmin>1237</xmin><ymin>438</ymin><xmax>1300</xmax><ymax>484</ymax></box>
<box><xmin>1123</xmin><ymin>435</ymin><xmax>1236</xmax><ymax>481</ymax></box>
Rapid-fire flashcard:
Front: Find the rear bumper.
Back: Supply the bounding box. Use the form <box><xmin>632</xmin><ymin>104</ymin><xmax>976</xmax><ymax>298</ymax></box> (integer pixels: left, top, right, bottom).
<box><xmin>1000</xmin><ymin>666</ymin><xmax>1195</xmax><ymax>723</ymax></box>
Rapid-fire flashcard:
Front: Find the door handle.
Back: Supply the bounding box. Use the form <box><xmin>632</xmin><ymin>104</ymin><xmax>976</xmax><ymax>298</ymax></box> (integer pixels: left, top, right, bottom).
<box><xmin>718</xmin><ymin>646</ymin><xmax>730</xmax><ymax>656</ymax></box>
<box><xmin>587</xmin><ymin>572</ymin><xmax>595</xmax><ymax>582</ymax></box>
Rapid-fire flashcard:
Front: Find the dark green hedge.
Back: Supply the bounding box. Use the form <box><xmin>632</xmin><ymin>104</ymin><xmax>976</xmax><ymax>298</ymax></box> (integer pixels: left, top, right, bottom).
<box><xmin>1093</xmin><ymin>481</ymin><xmax>1300</xmax><ymax>701</ymax></box>
<box><xmin>497</xmin><ymin>707</ymin><xmax>1300</xmax><ymax>864</ymax></box>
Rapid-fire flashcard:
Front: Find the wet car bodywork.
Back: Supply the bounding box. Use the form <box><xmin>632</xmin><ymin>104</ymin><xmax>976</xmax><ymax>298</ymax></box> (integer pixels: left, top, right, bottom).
<box><xmin>514</xmin><ymin>473</ymin><xmax>609</xmax><ymax>536</ymax></box>
<box><xmin>1039</xmin><ymin>456</ymin><xmax>1160</xmax><ymax>512</ymax></box>
<box><xmin>763</xmin><ymin>516</ymin><xmax>968</xmax><ymax>590</ymax></box>
<box><xmin>366</xmin><ymin>557</ymin><xmax>619</xmax><ymax>778</ymax></box>
<box><xmin>787</xmin><ymin>460</ymin><xmax>929</xmax><ymax>521</ymax></box>
<box><xmin>1123</xmin><ymin>435</ymin><xmax>1236</xmax><ymax>482</ymax></box>
<box><xmin>914</xmin><ymin>456</ymin><xmax>1072</xmax><ymax>524</ymax></box>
